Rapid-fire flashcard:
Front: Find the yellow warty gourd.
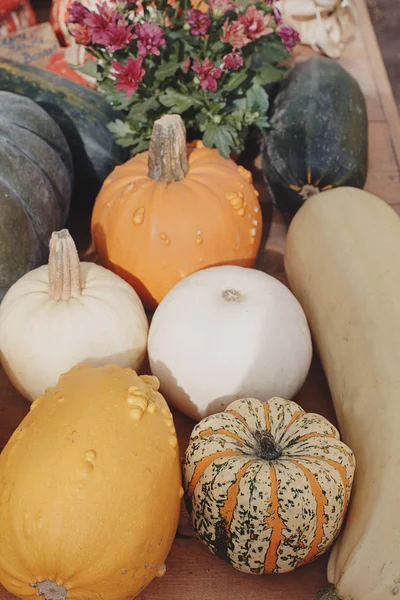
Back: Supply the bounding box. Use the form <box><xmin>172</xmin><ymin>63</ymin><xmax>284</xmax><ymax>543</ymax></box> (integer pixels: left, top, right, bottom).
<box><xmin>0</xmin><ymin>364</ymin><xmax>182</xmax><ymax>600</ymax></box>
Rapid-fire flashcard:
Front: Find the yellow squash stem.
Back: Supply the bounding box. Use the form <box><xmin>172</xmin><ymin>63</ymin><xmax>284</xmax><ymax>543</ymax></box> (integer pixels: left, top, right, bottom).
<box><xmin>48</xmin><ymin>229</ymin><xmax>81</xmax><ymax>301</ymax></box>
<box><xmin>147</xmin><ymin>114</ymin><xmax>189</xmax><ymax>183</ymax></box>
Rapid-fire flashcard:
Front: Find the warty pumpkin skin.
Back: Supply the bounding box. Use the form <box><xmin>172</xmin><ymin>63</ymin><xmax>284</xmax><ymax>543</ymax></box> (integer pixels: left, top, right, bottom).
<box><xmin>91</xmin><ymin>115</ymin><xmax>262</xmax><ymax>309</ymax></box>
<box><xmin>0</xmin><ymin>364</ymin><xmax>182</xmax><ymax>600</ymax></box>
<box><xmin>183</xmin><ymin>397</ymin><xmax>355</xmax><ymax>574</ymax></box>
<box><xmin>0</xmin><ymin>91</ymin><xmax>73</xmax><ymax>299</ymax></box>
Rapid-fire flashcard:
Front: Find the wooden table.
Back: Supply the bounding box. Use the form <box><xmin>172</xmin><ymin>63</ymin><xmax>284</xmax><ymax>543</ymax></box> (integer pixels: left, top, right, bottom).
<box><xmin>1</xmin><ymin>0</ymin><xmax>399</xmax><ymax>598</ymax></box>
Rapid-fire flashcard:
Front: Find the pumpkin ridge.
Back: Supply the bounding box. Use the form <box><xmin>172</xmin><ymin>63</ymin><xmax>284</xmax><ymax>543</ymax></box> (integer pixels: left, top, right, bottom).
<box><xmin>263</xmin><ymin>464</ymin><xmax>286</xmax><ymax>573</ymax></box>
<box><xmin>282</xmin><ymin>409</ymin><xmax>307</xmax><ymax>434</ymax></box>
<box><xmin>284</xmin><ymin>431</ymin><xmax>337</xmax><ymax>447</ymax></box>
<box><xmin>198</xmin><ymin>428</ymin><xmax>247</xmax><ymax>446</ymax></box>
<box><xmin>219</xmin><ymin>459</ymin><xmax>257</xmax><ymax>530</ymax></box>
<box><xmin>0</xmin><ymin>117</ymin><xmax>73</xmax><ymax>179</ymax></box>
<box><xmin>0</xmin><ymin>124</ymin><xmax>71</xmax><ymax>201</ymax></box>
<box><xmin>224</xmin><ymin>410</ymin><xmax>251</xmax><ymax>431</ymax></box>
<box><xmin>0</xmin><ymin>136</ymin><xmax>69</xmax><ymax>236</ymax></box>
<box><xmin>294</xmin><ymin>455</ymin><xmax>351</xmax><ymax>509</ymax></box>
<box><xmin>263</xmin><ymin>402</ymin><xmax>272</xmax><ymax>431</ymax></box>
<box><xmin>187</xmin><ymin>450</ymin><xmax>243</xmax><ymax>497</ymax></box>
<box><xmin>0</xmin><ymin>173</ymin><xmax>42</xmax><ymax>249</ymax></box>
<box><xmin>290</xmin><ymin>459</ymin><xmax>329</xmax><ymax>566</ymax></box>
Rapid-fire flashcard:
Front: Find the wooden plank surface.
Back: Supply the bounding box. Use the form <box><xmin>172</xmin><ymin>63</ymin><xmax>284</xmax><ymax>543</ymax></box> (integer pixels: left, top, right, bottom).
<box><xmin>1</xmin><ymin>0</ymin><xmax>399</xmax><ymax>599</ymax></box>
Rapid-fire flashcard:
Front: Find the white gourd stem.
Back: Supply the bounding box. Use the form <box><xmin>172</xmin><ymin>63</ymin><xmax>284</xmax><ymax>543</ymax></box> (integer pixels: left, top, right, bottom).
<box><xmin>48</xmin><ymin>229</ymin><xmax>81</xmax><ymax>301</ymax></box>
<box><xmin>147</xmin><ymin>114</ymin><xmax>189</xmax><ymax>183</ymax></box>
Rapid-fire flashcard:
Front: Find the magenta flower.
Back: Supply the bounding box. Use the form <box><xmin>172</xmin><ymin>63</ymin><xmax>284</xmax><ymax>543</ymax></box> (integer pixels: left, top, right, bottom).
<box><xmin>67</xmin><ymin>1</ymin><xmax>90</xmax><ymax>25</ymax></box>
<box><xmin>238</xmin><ymin>5</ymin><xmax>274</xmax><ymax>40</ymax></box>
<box><xmin>186</xmin><ymin>8</ymin><xmax>211</xmax><ymax>36</ymax></box>
<box><xmin>134</xmin><ymin>22</ymin><xmax>166</xmax><ymax>56</ymax></box>
<box><xmin>111</xmin><ymin>56</ymin><xmax>146</xmax><ymax>97</ymax></box>
<box><xmin>84</xmin><ymin>2</ymin><xmax>120</xmax><ymax>45</ymax></box>
<box><xmin>222</xmin><ymin>51</ymin><xmax>243</xmax><ymax>70</ymax></box>
<box><xmin>101</xmin><ymin>20</ymin><xmax>134</xmax><ymax>51</ymax></box>
<box><xmin>272</xmin><ymin>7</ymin><xmax>282</xmax><ymax>24</ymax></box>
<box><xmin>277</xmin><ymin>24</ymin><xmax>300</xmax><ymax>50</ymax></box>
<box><xmin>221</xmin><ymin>18</ymin><xmax>250</xmax><ymax>49</ymax></box>
<box><xmin>192</xmin><ymin>57</ymin><xmax>222</xmax><ymax>92</ymax></box>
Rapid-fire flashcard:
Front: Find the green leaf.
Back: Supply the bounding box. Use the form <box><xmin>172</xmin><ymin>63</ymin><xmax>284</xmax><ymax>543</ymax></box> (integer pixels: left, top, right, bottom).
<box><xmin>254</xmin><ymin>63</ymin><xmax>286</xmax><ymax>86</ymax></box>
<box><xmin>75</xmin><ymin>59</ymin><xmax>98</xmax><ymax>79</ymax></box>
<box><xmin>155</xmin><ymin>61</ymin><xmax>181</xmax><ymax>82</ymax></box>
<box><xmin>107</xmin><ymin>119</ymin><xmax>134</xmax><ymax>138</ymax></box>
<box><xmin>224</xmin><ymin>69</ymin><xmax>249</xmax><ymax>92</ymax></box>
<box><xmin>159</xmin><ymin>88</ymin><xmax>202</xmax><ymax>113</ymax></box>
<box><xmin>202</xmin><ymin>123</ymin><xmax>236</xmax><ymax>159</ymax></box>
<box><xmin>251</xmin><ymin>36</ymin><xmax>290</xmax><ymax>69</ymax></box>
<box><xmin>246</xmin><ymin>83</ymin><xmax>269</xmax><ymax>113</ymax></box>
<box><xmin>128</xmin><ymin>97</ymin><xmax>159</xmax><ymax>120</ymax></box>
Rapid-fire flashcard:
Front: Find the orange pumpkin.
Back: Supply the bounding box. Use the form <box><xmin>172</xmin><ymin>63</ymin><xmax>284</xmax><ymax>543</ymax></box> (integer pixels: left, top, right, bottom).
<box><xmin>91</xmin><ymin>115</ymin><xmax>262</xmax><ymax>309</ymax></box>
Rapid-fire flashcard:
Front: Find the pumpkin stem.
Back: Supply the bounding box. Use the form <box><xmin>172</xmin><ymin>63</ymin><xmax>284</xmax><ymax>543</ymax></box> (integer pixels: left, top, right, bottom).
<box><xmin>147</xmin><ymin>114</ymin><xmax>189</xmax><ymax>183</ymax></box>
<box><xmin>314</xmin><ymin>585</ymin><xmax>342</xmax><ymax>599</ymax></box>
<box><xmin>48</xmin><ymin>229</ymin><xmax>81</xmax><ymax>301</ymax></box>
<box><xmin>299</xmin><ymin>184</ymin><xmax>320</xmax><ymax>201</ymax></box>
<box><xmin>34</xmin><ymin>580</ymin><xmax>67</xmax><ymax>600</ymax></box>
<box><xmin>253</xmin><ymin>430</ymin><xmax>282</xmax><ymax>461</ymax></box>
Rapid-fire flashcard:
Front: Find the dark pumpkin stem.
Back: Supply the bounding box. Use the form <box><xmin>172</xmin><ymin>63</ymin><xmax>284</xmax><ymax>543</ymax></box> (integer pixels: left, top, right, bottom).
<box><xmin>314</xmin><ymin>585</ymin><xmax>341</xmax><ymax>600</ymax></box>
<box><xmin>147</xmin><ymin>114</ymin><xmax>189</xmax><ymax>183</ymax></box>
<box><xmin>48</xmin><ymin>229</ymin><xmax>81</xmax><ymax>301</ymax></box>
<box><xmin>253</xmin><ymin>430</ymin><xmax>282</xmax><ymax>461</ymax></box>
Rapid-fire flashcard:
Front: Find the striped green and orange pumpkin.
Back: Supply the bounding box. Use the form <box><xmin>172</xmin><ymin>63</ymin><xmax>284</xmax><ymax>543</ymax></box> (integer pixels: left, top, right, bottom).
<box><xmin>183</xmin><ymin>397</ymin><xmax>355</xmax><ymax>574</ymax></box>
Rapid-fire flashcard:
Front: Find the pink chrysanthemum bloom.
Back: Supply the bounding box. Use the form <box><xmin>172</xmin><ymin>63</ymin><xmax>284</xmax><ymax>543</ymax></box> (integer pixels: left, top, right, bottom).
<box><xmin>84</xmin><ymin>2</ymin><xmax>120</xmax><ymax>45</ymax></box>
<box><xmin>134</xmin><ymin>22</ymin><xmax>166</xmax><ymax>56</ymax></box>
<box><xmin>67</xmin><ymin>1</ymin><xmax>91</xmax><ymax>42</ymax></box>
<box><xmin>67</xmin><ymin>1</ymin><xmax>90</xmax><ymax>25</ymax></box>
<box><xmin>222</xmin><ymin>51</ymin><xmax>243</xmax><ymax>70</ymax></box>
<box><xmin>102</xmin><ymin>20</ymin><xmax>134</xmax><ymax>51</ymax></box>
<box><xmin>238</xmin><ymin>5</ymin><xmax>274</xmax><ymax>40</ymax></box>
<box><xmin>111</xmin><ymin>56</ymin><xmax>146</xmax><ymax>97</ymax></box>
<box><xmin>192</xmin><ymin>57</ymin><xmax>222</xmax><ymax>92</ymax></box>
<box><xmin>277</xmin><ymin>24</ymin><xmax>300</xmax><ymax>50</ymax></box>
<box><xmin>221</xmin><ymin>18</ymin><xmax>250</xmax><ymax>49</ymax></box>
<box><xmin>186</xmin><ymin>8</ymin><xmax>211</xmax><ymax>36</ymax></box>
<box><xmin>208</xmin><ymin>0</ymin><xmax>236</xmax><ymax>17</ymax></box>
<box><xmin>272</xmin><ymin>6</ymin><xmax>282</xmax><ymax>24</ymax></box>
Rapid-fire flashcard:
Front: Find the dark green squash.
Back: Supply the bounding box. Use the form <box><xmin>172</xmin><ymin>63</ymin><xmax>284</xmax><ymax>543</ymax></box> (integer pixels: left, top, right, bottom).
<box><xmin>0</xmin><ymin>91</ymin><xmax>73</xmax><ymax>300</ymax></box>
<box><xmin>262</xmin><ymin>56</ymin><xmax>368</xmax><ymax>218</ymax></box>
<box><xmin>0</xmin><ymin>57</ymin><xmax>129</xmax><ymax>209</ymax></box>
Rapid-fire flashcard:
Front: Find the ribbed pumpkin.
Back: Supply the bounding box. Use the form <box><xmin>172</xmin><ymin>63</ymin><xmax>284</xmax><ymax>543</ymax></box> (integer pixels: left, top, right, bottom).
<box><xmin>0</xmin><ymin>364</ymin><xmax>182</xmax><ymax>600</ymax></box>
<box><xmin>0</xmin><ymin>91</ymin><xmax>73</xmax><ymax>299</ymax></box>
<box><xmin>183</xmin><ymin>397</ymin><xmax>355</xmax><ymax>574</ymax></box>
<box><xmin>91</xmin><ymin>115</ymin><xmax>262</xmax><ymax>309</ymax></box>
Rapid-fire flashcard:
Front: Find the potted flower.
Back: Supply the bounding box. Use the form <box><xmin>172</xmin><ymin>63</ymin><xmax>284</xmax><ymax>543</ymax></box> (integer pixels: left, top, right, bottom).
<box><xmin>67</xmin><ymin>0</ymin><xmax>299</xmax><ymax>158</ymax></box>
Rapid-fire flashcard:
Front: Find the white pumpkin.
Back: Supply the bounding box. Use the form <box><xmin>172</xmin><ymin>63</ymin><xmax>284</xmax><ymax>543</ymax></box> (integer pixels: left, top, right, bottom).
<box><xmin>0</xmin><ymin>229</ymin><xmax>149</xmax><ymax>401</ymax></box>
<box><xmin>147</xmin><ymin>265</ymin><xmax>312</xmax><ymax>420</ymax></box>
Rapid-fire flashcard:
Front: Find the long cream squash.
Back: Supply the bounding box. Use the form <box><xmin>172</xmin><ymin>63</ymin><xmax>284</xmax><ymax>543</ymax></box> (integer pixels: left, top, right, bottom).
<box><xmin>284</xmin><ymin>187</ymin><xmax>400</xmax><ymax>600</ymax></box>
